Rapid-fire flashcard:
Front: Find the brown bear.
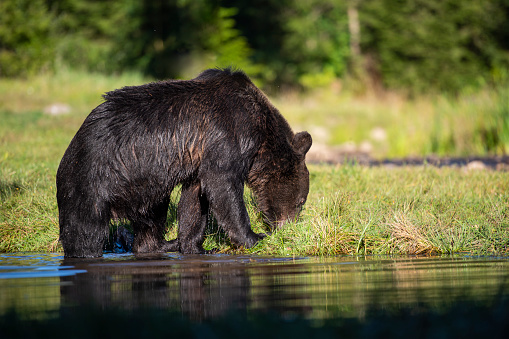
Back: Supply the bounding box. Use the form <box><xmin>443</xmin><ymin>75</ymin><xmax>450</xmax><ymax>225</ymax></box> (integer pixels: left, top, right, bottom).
<box><xmin>56</xmin><ymin>68</ymin><xmax>312</xmax><ymax>258</ymax></box>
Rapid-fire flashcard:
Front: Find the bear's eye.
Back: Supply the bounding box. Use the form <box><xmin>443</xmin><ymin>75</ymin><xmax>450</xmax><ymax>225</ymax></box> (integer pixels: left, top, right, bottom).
<box><xmin>297</xmin><ymin>198</ymin><xmax>306</xmax><ymax>207</ymax></box>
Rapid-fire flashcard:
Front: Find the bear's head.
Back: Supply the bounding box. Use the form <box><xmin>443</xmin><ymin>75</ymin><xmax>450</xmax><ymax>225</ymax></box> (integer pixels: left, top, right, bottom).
<box><xmin>249</xmin><ymin>131</ymin><xmax>312</xmax><ymax>230</ymax></box>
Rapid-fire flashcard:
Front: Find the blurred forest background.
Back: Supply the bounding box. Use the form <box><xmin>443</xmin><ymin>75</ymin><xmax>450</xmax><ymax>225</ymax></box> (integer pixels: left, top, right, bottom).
<box><xmin>1</xmin><ymin>0</ymin><xmax>509</xmax><ymax>157</ymax></box>
<box><xmin>2</xmin><ymin>0</ymin><xmax>508</xmax><ymax>93</ymax></box>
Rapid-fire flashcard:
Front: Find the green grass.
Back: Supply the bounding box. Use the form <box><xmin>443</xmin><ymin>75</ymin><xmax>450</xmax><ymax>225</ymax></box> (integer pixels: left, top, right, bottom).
<box><xmin>243</xmin><ymin>165</ymin><xmax>509</xmax><ymax>256</ymax></box>
<box><xmin>0</xmin><ymin>67</ymin><xmax>146</xmax><ymax>115</ymax></box>
<box><xmin>1</xmin><ymin>70</ymin><xmax>508</xmax><ymax>255</ymax></box>
<box><xmin>276</xmin><ymin>86</ymin><xmax>509</xmax><ymax>157</ymax></box>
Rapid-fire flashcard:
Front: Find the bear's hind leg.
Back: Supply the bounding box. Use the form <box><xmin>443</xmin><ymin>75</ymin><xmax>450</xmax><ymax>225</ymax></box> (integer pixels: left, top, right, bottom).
<box><xmin>176</xmin><ymin>181</ymin><xmax>209</xmax><ymax>254</ymax></box>
<box><xmin>132</xmin><ymin>199</ymin><xmax>177</xmax><ymax>254</ymax></box>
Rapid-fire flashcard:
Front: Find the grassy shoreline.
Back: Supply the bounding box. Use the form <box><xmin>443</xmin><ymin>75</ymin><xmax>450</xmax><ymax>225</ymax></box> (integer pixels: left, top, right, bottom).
<box><xmin>2</xmin><ymin>153</ymin><xmax>507</xmax><ymax>255</ymax></box>
<box><xmin>1</xmin><ymin>71</ymin><xmax>508</xmax><ymax>256</ymax></box>
<box><xmin>247</xmin><ymin>164</ymin><xmax>508</xmax><ymax>256</ymax></box>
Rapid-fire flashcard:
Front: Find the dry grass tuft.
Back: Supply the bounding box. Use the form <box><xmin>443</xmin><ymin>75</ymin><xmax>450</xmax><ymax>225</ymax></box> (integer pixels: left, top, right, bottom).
<box><xmin>389</xmin><ymin>212</ymin><xmax>437</xmax><ymax>255</ymax></box>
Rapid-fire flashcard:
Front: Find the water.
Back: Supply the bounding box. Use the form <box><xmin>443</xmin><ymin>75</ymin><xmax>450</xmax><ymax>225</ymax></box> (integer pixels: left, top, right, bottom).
<box><xmin>1</xmin><ymin>253</ymin><xmax>508</xmax><ymax>321</ymax></box>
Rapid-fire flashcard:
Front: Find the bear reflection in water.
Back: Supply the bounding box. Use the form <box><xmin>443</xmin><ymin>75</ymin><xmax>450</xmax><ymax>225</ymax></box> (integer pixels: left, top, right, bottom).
<box><xmin>60</xmin><ymin>257</ymin><xmax>311</xmax><ymax>320</ymax></box>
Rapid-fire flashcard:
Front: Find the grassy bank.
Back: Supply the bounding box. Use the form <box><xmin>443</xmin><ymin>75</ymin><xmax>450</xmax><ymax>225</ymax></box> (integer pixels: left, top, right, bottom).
<box><xmin>244</xmin><ymin>164</ymin><xmax>509</xmax><ymax>256</ymax></box>
<box><xmin>0</xmin><ymin>70</ymin><xmax>508</xmax><ymax>255</ymax></box>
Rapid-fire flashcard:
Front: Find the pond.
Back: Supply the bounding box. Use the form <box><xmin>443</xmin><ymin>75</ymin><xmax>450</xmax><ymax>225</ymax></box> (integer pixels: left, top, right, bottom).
<box><xmin>1</xmin><ymin>253</ymin><xmax>508</xmax><ymax>323</ymax></box>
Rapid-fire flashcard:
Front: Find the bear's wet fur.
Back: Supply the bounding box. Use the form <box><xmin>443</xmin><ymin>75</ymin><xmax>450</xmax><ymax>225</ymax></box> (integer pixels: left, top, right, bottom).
<box><xmin>56</xmin><ymin>68</ymin><xmax>312</xmax><ymax>258</ymax></box>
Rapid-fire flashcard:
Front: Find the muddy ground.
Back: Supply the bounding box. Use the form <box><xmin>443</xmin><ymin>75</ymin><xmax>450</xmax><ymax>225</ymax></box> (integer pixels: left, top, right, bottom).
<box><xmin>307</xmin><ymin>144</ymin><xmax>509</xmax><ymax>171</ymax></box>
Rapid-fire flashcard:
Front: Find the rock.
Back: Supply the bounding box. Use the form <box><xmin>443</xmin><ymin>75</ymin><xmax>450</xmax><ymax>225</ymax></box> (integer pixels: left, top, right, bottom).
<box><xmin>338</xmin><ymin>141</ymin><xmax>357</xmax><ymax>154</ymax></box>
<box><xmin>359</xmin><ymin>140</ymin><xmax>373</xmax><ymax>154</ymax></box>
<box><xmin>307</xmin><ymin>143</ymin><xmax>339</xmax><ymax>163</ymax></box>
<box><xmin>496</xmin><ymin>163</ymin><xmax>509</xmax><ymax>171</ymax></box>
<box><xmin>43</xmin><ymin>103</ymin><xmax>71</xmax><ymax>116</ymax></box>
<box><xmin>308</xmin><ymin>125</ymin><xmax>330</xmax><ymax>144</ymax></box>
<box><xmin>370</xmin><ymin>127</ymin><xmax>387</xmax><ymax>142</ymax></box>
<box><xmin>465</xmin><ymin>161</ymin><xmax>487</xmax><ymax>171</ymax></box>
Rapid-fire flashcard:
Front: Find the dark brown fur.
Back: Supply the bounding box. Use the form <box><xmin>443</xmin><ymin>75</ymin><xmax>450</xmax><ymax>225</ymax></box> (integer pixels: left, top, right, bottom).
<box><xmin>56</xmin><ymin>68</ymin><xmax>312</xmax><ymax>257</ymax></box>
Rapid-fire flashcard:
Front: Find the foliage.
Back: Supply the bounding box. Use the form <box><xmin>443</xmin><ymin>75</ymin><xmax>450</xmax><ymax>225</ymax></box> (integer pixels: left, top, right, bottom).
<box><xmin>48</xmin><ymin>0</ymin><xmax>127</xmax><ymax>73</ymax></box>
<box><xmin>0</xmin><ymin>0</ymin><xmax>55</xmax><ymax>77</ymax></box>
<box><xmin>359</xmin><ymin>0</ymin><xmax>509</xmax><ymax>93</ymax></box>
<box><xmin>2</xmin><ymin>0</ymin><xmax>508</xmax><ymax>92</ymax></box>
<box><xmin>109</xmin><ymin>0</ymin><xmax>257</xmax><ymax>79</ymax></box>
<box><xmin>225</xmin><ymin>0</ymin><xmax>350</xmax><ymax>88</ymax></box>
<box><xmin>280</xmin><ymin>0</ymin><xmax>350</xmax><ymax>88</ymax></box>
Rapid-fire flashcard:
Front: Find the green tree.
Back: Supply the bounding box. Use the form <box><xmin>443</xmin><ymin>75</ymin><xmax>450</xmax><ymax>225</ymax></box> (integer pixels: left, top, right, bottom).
<box><xmin>281</xmin><ymin>0</ymin><xmax>349</xmax><ymax>88</ymax></box>
<box><xmin>359</xmin><ymin>0</ymin><xmax>509</xmax><ymax>93</ymax></box>
<box><xmin>222</xmin><ymin>0</ymin><xmax>291</xmax><ymax>85</ymax></box>
<box><xmin>225</xmin><ymin>0</ymin><xmax>350</xmax><ymax>89</ymax></box>
<box><xmin>48</xmin><ymin>0</ymin><xmax>128</xmax><ymax>73</ymax></box>
<box><xmin>111</xmin><ymin>0</ymin><xmax>255</xmax><ymax>79</ymax></box>
<box><xmin>0</xmin><ymin>0</ymin><xmax>55</xmax><ymax>77</ymax></box>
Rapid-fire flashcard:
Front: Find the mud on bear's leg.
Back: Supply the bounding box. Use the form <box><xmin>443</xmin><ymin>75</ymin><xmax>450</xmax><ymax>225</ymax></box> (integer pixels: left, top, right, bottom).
<box><xmin>177</xmin><ymin>181</ymin><xmax>209</xmax><ymax>254</ymax></box>
<box><xmin>132</xmin><ymin>199</ymin><xmax>174</xmax><ymax>253</ymax></box>
<box><xmin>59</xmin><ymin>200</ymin><xmax>110</xmax><ymax>258</ymax></box>
<box><xmin>203</xmin><ymin>174</ymin><xmax>263</xmax><ymax>249</ymax></box>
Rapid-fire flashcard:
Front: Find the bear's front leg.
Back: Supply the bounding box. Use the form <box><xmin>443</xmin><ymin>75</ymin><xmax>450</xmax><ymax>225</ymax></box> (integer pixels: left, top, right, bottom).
<box><xmin>58</xmin><ymin>198</ymin><xmax>110</xmax><ymax>258</ymax></box>
<box><xmin>177</xmin><ymin>181</ymin><xmax>210</xmax><ymax>254</ymax></box>
<box><xmin>203</xmin><ymin>174</ymin><xmax>264</xmax><ymax>249</ymax></box>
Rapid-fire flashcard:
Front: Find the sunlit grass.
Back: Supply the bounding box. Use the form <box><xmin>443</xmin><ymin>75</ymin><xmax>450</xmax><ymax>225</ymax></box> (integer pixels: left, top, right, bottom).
<box><xmin>1</xmin><ymin>70</ymin><xmax>508</xmax><ymax>255</ymax></box>
<box><xmin>243</xmin><ymin>165</ymin><xmax>509</xmax><ymax>256</ymax></box>
<box><xmin>0</xmin><ymin>67</ymin><xmax>147</xmax><ymax>115</ymax></box>
<box><xmin>276</xmin><ymin>86</ymin><xmax>509</xmax><ymax>157</ymax></box>
<box><xmin>1</xmin><ymin>69</ymin><xmax>508</xmax><ymax>158</ymax></box>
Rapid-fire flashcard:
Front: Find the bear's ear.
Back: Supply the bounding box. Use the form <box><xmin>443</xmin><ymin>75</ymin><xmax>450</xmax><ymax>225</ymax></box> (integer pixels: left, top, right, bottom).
<box><xmin>293</xmin><ymin>131</ymin><xmax>312</xmax><ymax>155</ymax></box>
